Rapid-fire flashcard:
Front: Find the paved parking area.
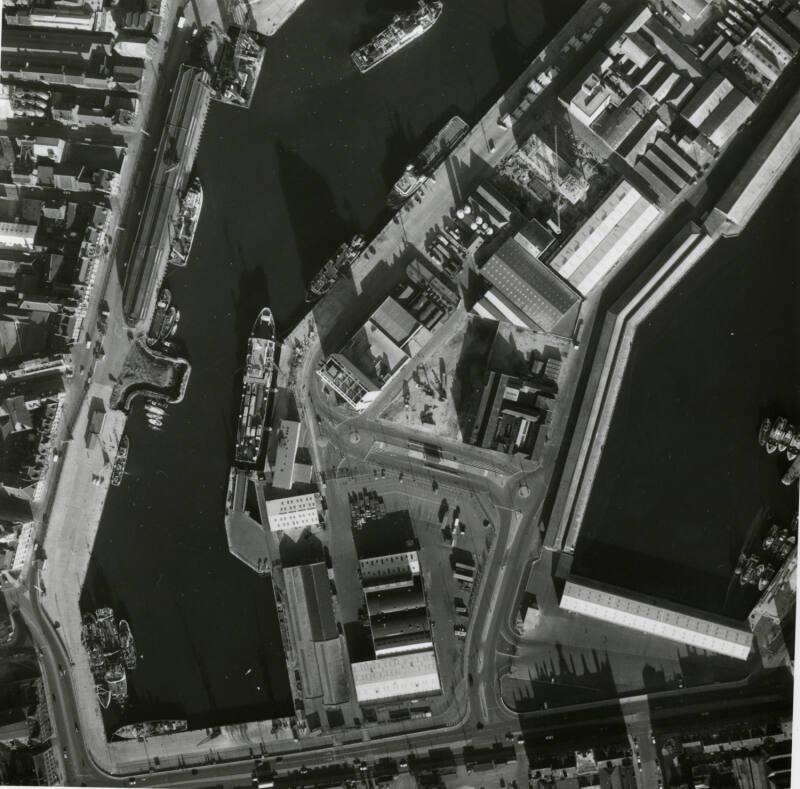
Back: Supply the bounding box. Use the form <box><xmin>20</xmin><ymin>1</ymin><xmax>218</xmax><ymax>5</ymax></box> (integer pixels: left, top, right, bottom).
<box><xmin>321</xmin><ymin>467</ymin><xmax>501</xmax><ymax>719</ymax></box>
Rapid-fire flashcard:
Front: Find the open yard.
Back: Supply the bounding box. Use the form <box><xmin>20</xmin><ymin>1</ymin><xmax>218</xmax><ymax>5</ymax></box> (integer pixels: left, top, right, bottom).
<box><xmin>378</xmin><ymin>312</ymin><xmax>498</xmax><ymax>441</ymax></box>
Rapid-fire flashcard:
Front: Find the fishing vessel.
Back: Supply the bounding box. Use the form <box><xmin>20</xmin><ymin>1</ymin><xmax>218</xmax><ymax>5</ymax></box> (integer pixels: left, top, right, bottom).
<box><xmin>388</xmin><ymin>116</ymin><xmax>468</xmax><ymax>207</ymax></box>
<box><xmin>119</xmin><ymin>620</ymin><xmax>136</xmax><ymax>670</ymax></box>
<box><xmin>305</xmin><ymin>234</ymin><xmax>366</xmax><ymax>302</ymax></box>
<box><xmin>762</xmin><ymin>524</ymin><xmax>779</xmax><ymax>551</ymax></box>
<box><xmin>81</xmin><ymin>607</ymin><xmax>136</xmax><ymax>708</ymax></box>
<box><xmin>146</xmin><ymin>288</ymin><xmax>177</xmax><ymax>348</ymax></box>
<box><xmin>113</xmin><ymin>720</ymin><xmax>188</xmax><ymax>740</ymax></box>
<box><xmin>110</xmin><ymin>435</ymin><xmax>129</xmax><ymax>487</ymax></box>
<box><xmin>168</xmin><ymin>178</ymin><xmax>203</xmax><ymax>267</ymax></box>
<box><xmin>758</xmin><ymin>416</ymin><xmax>800</xmax><ymax>460</ymax></box>
<box><xmin>739</xmin><ymin>556</ymin><xmax>760</xmax><ymax>587</ymax></box>
<box><xmin>234</xmin><ymin>308</ymin><xmax>279</xmax><ymax>466</ymax></box>
<box><xmin>758</xmin><ymin>564</ymin><xmax>776</xmax><ymax>591</ymax></box>
<box><xmin>758</xmin><ymin>418</ymin><xmax>771</xmax><ymax>447</ymax></box>
<box><xmin>351</xmin><ymin>0</ymin><xmax>443</xmax><ymax>74</ymax></box>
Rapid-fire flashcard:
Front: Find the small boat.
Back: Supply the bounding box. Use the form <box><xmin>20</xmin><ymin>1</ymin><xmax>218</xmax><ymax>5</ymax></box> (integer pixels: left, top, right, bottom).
<box><xmin>775</xmin><ymin>534</ymin><xmax>795</xmax><ymax>560</ymax></box>
<box><xmin>762</xmin><ymin>524</ymin><xmax>779</xmax><ymax>551</ymax></box>
<box><xmin>96</xmin><ymin>685</ymin><xmax>112</xmax><ymax>709</ymax></box>
<box><xmin>740</xmin><ymin>556</ymin><xmax>760</xmax><ymax>586</ymax></box>
<box><xmin>758</xmin><ymin>418</ymin><xmax>771</xmax><ymax>446</ymax></box>
<box><xmin>757</xmin><ymin>564</ymin><xmax>776</xmax><ymax>591</ymax></box>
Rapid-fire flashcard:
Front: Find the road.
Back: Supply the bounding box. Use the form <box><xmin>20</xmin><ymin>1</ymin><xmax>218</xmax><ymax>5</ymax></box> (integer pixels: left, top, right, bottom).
<box><xmin>24</xmin><ymin>662</ymin><xmax>791</xmax><ymax>787</ymax></box>
<box><xmin>12</xmin><ymin>0</ymin><xmax>798</xmax><ymax>783</ymax></box>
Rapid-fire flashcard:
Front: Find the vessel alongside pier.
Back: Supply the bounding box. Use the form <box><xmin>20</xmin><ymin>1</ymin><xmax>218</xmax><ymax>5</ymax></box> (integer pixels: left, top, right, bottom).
<box><xmin>351</xmin><ymin>0</ymin><xmax>443</xmax><ymax>74</ymax></box>
<box><xmin>110</xmin><ymin>436</ymin><xmax>129</xmax><ymax>487</ymax></box>
<box><xmin>81</xmin><ymin>608</ymin><xmax>136</xmax><ymax>709</ymax></box>
<box><xmin>168</xmin><ymin>178</ymin><xmax>203</xmax><ymax>267</ymax></box>
<box><xmin>305</xmin><ymin>235</ymin><xmax>366</xmax><ymax>302</ymax></box>
<box><xmin>758</xmin><ymin>416</ymin><xmax>800</xmax><ymax>460</ymax></box>
<box><xmin>146</xmin><ymin>288</ymin><xmax>179</xmax><ymax>348</ymax></box>
<box><xmin>388</xmin><ymin>116</ymin><xmax>468</xmax><ymax>206</ymax></box>
<box><xmin>113</xmin><ymin>719</ymin><xmax>188</xmax><ymax>740</ymax></box>
<box><xmin>758</xmin><ymin>416</ymin><xmax>800</xmax><ymax>486</ymax></box>
<box><xmin>234</xmin><ymin>308</ymin><xmax>279</xmax><ymax>466</ymax></box>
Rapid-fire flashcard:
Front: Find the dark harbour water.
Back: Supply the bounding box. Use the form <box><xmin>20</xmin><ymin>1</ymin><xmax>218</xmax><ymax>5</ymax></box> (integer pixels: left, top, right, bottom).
<box><xmin>574</xmin><ymin>154</ymin><xmax>800</xmax><ymax>623</ymax></box>
<box><xmin>81</xmin><ymin>0</ymin><xmax>584</xmax><ymax>731</ymax></box>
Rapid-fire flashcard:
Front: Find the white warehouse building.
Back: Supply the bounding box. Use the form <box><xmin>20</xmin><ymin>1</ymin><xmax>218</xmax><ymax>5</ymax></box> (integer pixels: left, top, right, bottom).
<box><xmin>351</xmin><ymin>649</ymin><xmax>441</xmax><ymax>703</ymax></box>
<box><xmin>560</xmin><ymin>578</ymin><xmax>752</xmax><ymax>661</ymax></box>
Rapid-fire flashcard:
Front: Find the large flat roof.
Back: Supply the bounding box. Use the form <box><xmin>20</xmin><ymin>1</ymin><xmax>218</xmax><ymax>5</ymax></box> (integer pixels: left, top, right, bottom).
<box><xmin>366</xmin><ymin>578</ymin><xmax>426</xmax><ymax>618</ymax></box>
<box><xmin>482</xmin><ymin>236</ymin><xmax>580</xmax><ymax>332</ymax></box>
<box><xmin>351</xmin><ymin>650</ymin><xmax>441</xmax><ymax>703</ymax></box>
<box><xmin>272</xmin><ymin>419</ymin><xmax>301</xmax><ymax>490</ymax></box>
<box><xmin>265</xmin><ymin>493</ymin><xmax>319</xmax><ymax>532</ymax></box>
<box><xmin>284</xmin><ymin>562</ymin><xmax>338</xmax><ymax>642</ymax></box>
<box><xmin>561</xmin><ymin>578</ymin><xmax>752</xmax><ymax>660</ymax></box>
<box><xmin>360</xmin><ymin>551</ymin><xmax>420</xmax><ymax>584</ymax></box>
<box><xmin>370</xmin><ymin>296</ymin><xmax>419</xmax><ymax>348</ymax></box>
<box><xmin>549</xmin><ymin>180</ymin><xmax>660</xmax><ymax>295</ymax></box>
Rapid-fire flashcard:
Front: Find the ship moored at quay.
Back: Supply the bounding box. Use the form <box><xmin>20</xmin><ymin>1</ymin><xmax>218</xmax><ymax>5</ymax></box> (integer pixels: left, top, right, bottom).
<box><xmin>110</xmin><ymin>435</ymin><xmax>129</xmax><ymax>487</ymax></box>
<box><xmin>113</xmin><ymin>719</ymin><xmax>189</xmax><ymax>740</ymax></box>
<box><xmin>81</xmin><ymin>607</ymin><xmax>136</xmax><ymax>710</ymax></box>
<box><xmin>388</xmin><ymin>115</ymin><xmax>468</xmax><ymax>207</ymax></box>
<box><xmin>351</xmin><ymin>0</ymin><xmax>443</xmax><ymax>74</ymax></box>
<box><xmin>168</xmin><ymin>178</ymin><xmax>203</xmax><ymax>267</ymax></box>
<box><xmin>233</xmin><ymin>308</ymin><xmax>280</xmax><ymax>467</ymax></box>
<box><xmin>305</xmin><ymin>234</ymin><xmax>366</xmax><ymax>302</ymax></box>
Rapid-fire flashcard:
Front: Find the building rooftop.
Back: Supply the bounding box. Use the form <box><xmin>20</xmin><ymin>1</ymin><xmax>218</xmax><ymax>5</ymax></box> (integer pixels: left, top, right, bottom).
<box><xmin>366</xmin><ymin>577</ymin><xmax>426</xmax><ymax>617</ymax></box>
<box><xmin>284</xmin><ymin>562</ymin><xmax>338</xmax><ymax>643</ymax></box>
<box><xmin>264</xmin><ymin>493</ymin><xmax>319</xmax><ymax>532</ymax></box>
<box><xmin>370</xmin><ymin>296</ymin><xmax>419</xmax><ymax>348</ymax></box>
<box><xmin>561</xmin><ymin>577</ymin><xmax>753</xmax><ymax>660</ymax></box>
<box><xmin>516</xmin><ymin>219</ymin><xmax>555</xmax><ymax>258</ymax></box>
<box><xmin>351</xmin><ymin>649</ymin><xmax>441</xmax><ymax>703</ymax></box>
<box><xmin>481</xmin><ymin>236</ymin><xmax>581</xmax><ymax>333</ymax></box>
<box><xmin>548</xmin><ymin>179</ymin><xmax>661</xmax><ymax>295</ymax></box>
<box><xmin>360</xmin><ymin>551</ymin><xmax>420</xmax><ymax>588</ymax></box>
<box><xmin>271</xmin><ymin>419</ymin><xmax>301</xmax><ymax>490</ymax></box>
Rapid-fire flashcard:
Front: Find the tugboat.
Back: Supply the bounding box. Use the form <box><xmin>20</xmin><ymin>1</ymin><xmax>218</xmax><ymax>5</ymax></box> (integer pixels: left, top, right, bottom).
<box><xmin>110</xmin><ymin>435</ymin><xmax>129</xmax><ymax>487</ymax></box>
<box><xmin>351</xmin><ymin>0</ymin><xmax>443</xmax><ymax>73</ymax></box>
<box><xmin>305</xmin><ymin>235</ymin><xmax>366</xmax><ymax>302</ymax></box>
<box><xmin>168</xmin><ymin>178</ymin><xmax>203</xmax><ymax>267</ymax></box>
